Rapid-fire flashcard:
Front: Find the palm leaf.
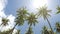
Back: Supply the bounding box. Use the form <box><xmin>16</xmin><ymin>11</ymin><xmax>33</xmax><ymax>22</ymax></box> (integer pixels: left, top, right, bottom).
<box><xmin>26</xmin><ymin>13</ymin><xmax>38</xmax><ymax>26</ymax></box>
<box><xmin>15</xmin><ymin>7</ymin><xmax>28</xmax><ymax>26</ymax></box>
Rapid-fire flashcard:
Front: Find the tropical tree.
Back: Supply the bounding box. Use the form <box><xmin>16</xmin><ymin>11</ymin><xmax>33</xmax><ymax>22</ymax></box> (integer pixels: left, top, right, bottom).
<box><xmin>55</xmin><ymin>22</ymin><xmax>60</xmax><ymax>32</ymax></box>
<box><xmin>9</xmin><ymin>7</ymin><xmax>28</xmax><ymax>34</ymax></box>
<box><xmin>26</xmin><ymin>13</ymin><xmax>38</xmax><ymax>34</ymax></box>
<box><xmin>55</xmin><ymin>6</ymin><xmax>60</xmax><ymax>34</ymax></box>
<box><xmin>42</xmin><ymin>26</ymin><xmax>49</xmax><ymax>34</ymax></box>
<box><xmin>15</xmin><ymin>7</ymin><xmax>28</xmax><ymax>25</ymax></box>
<box><xmin>37</xmin><ymin>6</ymin><xmax>54</xmax><ymax>34</ymax></box>
<box><xmin>27</xmin><ymin>13</ymin><xmax>38</xmax><ymax>26</ymax></box>
<box><xmin>0</xmin><ymin>17</ymin><xmax>9</xmax><ymax>26</ymax></box>
<box><xmin>56</xmin><ymin>6</ymin><xmax>60</xmax><ymax>14</ymax></box>
<box><xmin>42</xmin><ymin>26</ymin><xmax>55</xmax><ymax>34</ymax></box>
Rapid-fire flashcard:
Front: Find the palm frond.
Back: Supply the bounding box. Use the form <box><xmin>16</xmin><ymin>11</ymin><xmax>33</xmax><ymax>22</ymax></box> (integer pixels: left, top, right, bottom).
<box><xmin>26</xmin><ymin>13</ymin><xmax>38</xmax><ymax>26</ymax></box>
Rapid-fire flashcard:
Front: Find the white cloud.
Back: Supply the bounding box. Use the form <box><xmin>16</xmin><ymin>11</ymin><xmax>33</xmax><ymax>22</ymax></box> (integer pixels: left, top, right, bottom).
<box><xmin>12</xmin><ymin>29</ymin><xmax>18</xmax><ymax>34</ymax></box>
<box><xmin>0</xmin><ymin>0</ymin><xmax>7</xmax><ymax>17</ymax></box>
<box><xmin>0</xmin><ymin>15</ymin><xmax>15</xmax><ymax>31</ymax></box>
<box><xmin>0</xmin><ymin>0</ymin><xmax>16</xmax><ymax>32</ymax></box>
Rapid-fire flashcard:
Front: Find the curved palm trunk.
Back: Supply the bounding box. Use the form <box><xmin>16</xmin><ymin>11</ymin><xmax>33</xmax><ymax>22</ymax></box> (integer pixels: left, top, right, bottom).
<box><xmin>46</xmin><ymin>17</ymin><xmax>54</xmax><ymax>34</ymax></box>
<box><xmin>9</xmin><ymin>23</ymin><xmax>17</xmax><ymax>34</ymax></box>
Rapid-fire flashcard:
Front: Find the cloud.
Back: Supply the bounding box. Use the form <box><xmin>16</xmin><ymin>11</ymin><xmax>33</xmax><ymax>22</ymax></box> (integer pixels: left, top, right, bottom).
<box><xmin>12</xmin><ymin>29</ymin><xmax>18</xmax><ymax>34</ymax></box>
<box><xmin>0</xmin><ymin>0</ymin><xmax>7</xmax><ymax>17</ymax></box>
<box><xmin>0</xmin><ymin>0</ymin><xmax>16</xmax><ymax>32</ymax></box>
<box><xmin>0</xmin><ymin>15</ymin><xmax>15</xmax><ymax>31</ymax></box>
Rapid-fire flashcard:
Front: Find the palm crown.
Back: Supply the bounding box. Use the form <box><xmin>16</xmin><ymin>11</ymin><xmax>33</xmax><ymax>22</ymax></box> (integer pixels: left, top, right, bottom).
<box><xmin>15</xmin><ymin>7</ymin><xmax>28</xmax><ymax>25</ymax></box>
<box><xmin>56</xmin><ymin>6</ymin><xmax>60</xmax><ymax>14</ymax></box>
<box><xmin>37</xmin><ymin>6</ymin><xmax>51</xmax><ymax>19</ymax></box>
<box><xmin>1</xmin><ymin>18</ymin><xmax>9</xmax><ymax>26</ymax></box>
<box><xmin>26</xmin><ymin>13</ymin><xmax>38</xmax><ymax>26</ymax></box>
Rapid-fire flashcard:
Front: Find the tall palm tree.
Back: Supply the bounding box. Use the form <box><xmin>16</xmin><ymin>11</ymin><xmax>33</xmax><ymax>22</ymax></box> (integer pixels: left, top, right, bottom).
<box><xmin>26</xmin><ymin>13</ymin><xmax>38</xmax><ymax>34</ymax></box>
<box><xmin>37</xmin><ymin>6</ymin><xmax>54</xmax><ymax>34</ymax></box>
<box><xmin>56</xmin><ymin>6</ymin><xmax>60</xmax><ymax>14</ymax></box>
<box><xmin>9</xmin><ymin>7</ymin><xmax>28</xmax><ymax>34</ymax></box>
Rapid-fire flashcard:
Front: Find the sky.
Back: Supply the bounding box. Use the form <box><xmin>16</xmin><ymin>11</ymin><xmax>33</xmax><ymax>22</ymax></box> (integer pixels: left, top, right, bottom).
<box><xmin>0</xmin><ymin>0</ymin><xmax>60</xmax><ymax>34</ymax></box>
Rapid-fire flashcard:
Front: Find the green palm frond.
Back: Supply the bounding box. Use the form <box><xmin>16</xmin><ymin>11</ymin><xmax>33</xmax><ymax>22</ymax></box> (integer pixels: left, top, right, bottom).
<box><xmin>56</xmin><ymin>6</ymin><xmax>60</xmax><ymax>14</ymax></box>
<box><xmin>42</xmin><ymin>26</ymin><xmax>53</xmax><ymax>34</ymax></box>
<box><xmin>55</xmin><ymin>22</ymin><xmax>60</xmax><ymax>32</ymax></box>
<box><xmin>37</xmin><ymin>6</ymin><xmax>51</xmax><ymax>20</ymax></box>
<box><xmin>42</xmin><ymin>26</ymin><xmax>49</xmax><ymax>34</ymax></box>
<box><xmin>1</xmin><ymin>18</ymin><xmax>9</xmax><ymax>26</ymax></box>
<box><xmin>15</xmin><ymin>7</ymin><xmax>28</xmax><ymax>26</ymax></box>
<box><xmin>27</xmin><ymin>13</ymin><xmax>38</xmax><ymax>26</ymax></box>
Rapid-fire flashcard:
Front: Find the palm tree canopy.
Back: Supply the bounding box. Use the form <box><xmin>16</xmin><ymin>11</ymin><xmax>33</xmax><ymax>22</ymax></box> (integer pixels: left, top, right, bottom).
<box><xmin>37</xmin><ymin>6</ymin><xmax>51</xmax><ymax>20</ymax></box>
<box><xmin>56</xmin><ymin>22</ymin><xmax>60</xmax><ymax>28</ymax></box>
<box><xmin>15</xmin><ymin>7</ymin><xmax>28</xmax><ymax>26</ymax></box>
<box><xmin>56</xmin><ymin>6</ymin><xmax>60</xmax><ymax>14</ymax></box>
<box><xmin>55</xmin><ymin>22</ymin><xmax>60</xmax><ymax>32</ymax></box>
<box><xmin>2</xmin><ymin>18</ymin><xmax>9</xmax><ymax>26</ymax></box>
<box><xmin>42</xmin><ymin>26</ymin><xmax>49</xmax><ymax>34</ymax></box>
<box><xmin>42</xmin><ymin>26</ymin><xmax>53</xmax><ymax>34</ymax></box>
<box><xmin>26</xmin><ymin>13</ymin><xmax>38</xmax><ymax>26</ymax></box>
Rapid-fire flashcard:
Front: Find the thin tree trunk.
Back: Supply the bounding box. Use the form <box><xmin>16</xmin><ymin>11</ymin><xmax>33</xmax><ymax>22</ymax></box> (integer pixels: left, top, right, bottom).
<box><xmin>46</xmin><ymin>17</ymin><xmax>54</xmax><ymax>34</ymax></box>
<box><xmin>9</xmin><ymin>23</ymin><xmax>18</xmax><ymax>34</ymax></box>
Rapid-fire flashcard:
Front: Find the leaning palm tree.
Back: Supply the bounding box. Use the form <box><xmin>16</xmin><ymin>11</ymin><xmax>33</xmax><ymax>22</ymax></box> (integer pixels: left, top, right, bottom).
<box><xmin>56</xmin><ymin>6</ymin><xmax>60</xmax><ymax>14</ymax></box>
<box><xmin>37</xmin><ymin>6</ymin><xmax>54</xmax><ymax>34</ymax></box>
<box><xmin>9</xmin><ymin>7</ymin><xmax>28</xmax><ymax>34</ymax></box>
<box><xmin>26</xmin><ymin>13</ymin><xmax>38</xmax><ymax>34</ymax></box>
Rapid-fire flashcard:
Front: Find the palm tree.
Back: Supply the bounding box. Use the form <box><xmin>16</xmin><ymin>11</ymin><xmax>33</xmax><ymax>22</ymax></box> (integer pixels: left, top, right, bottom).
<box><xmin>37</xmin><ymin>6</ymin><xmax>54</xmax><ymax>34</ymax></box>
<box><xmin>56</xmin><ymin>6</ymin><xmax>60</xmax><ymax>34</ymax></box>
<box><xmin>27</xmin><ymin>13</ymin><xmax>38</xmax><ymax>26</ymax></box>
<box><xmin>9</xmin><ymin>7</ymin><xmax>28</xmax><ymax>34</ymax></box>
<box><xmin>0</xmin><ymin>17</ymin><xmax>9</xmax><ymax>26</ymax></box>
<box><xmin>15</xmin><ymin>7</ymin><xmax>28</xmax><ymax>25</ymax></box>
<box><xmin>42</xmin><ymin>26</ymin><xmax>54</xmax><ymax>34</ymax></box>
<box><xmin>56</xmin><ymin>6</ymin><xmax>60</xmax><ymax>14</ymax></box>
<box><xmin>55</xmin><ymin>22</ymin><xmax>60</xmax><ymax>32</ymax></box>
<box><xmin>26</xmin><ymin>13</ymin><xmax>38</xmax><ymax>34</ymax></box>
<box><xmin>0</xmin><ymin>29</ymin><xmax>13</xmax><ymax>34</ymax></box>
<box><xmin>42</xmin><ymin>26</ymin><xmax>49</xmax><ymax>34</ymax></box>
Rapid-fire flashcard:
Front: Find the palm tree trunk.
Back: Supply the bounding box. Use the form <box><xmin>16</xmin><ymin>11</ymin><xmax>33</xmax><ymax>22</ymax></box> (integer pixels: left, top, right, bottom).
<box><xmin>9</xmin><ymin>23</ymin><xmax>18</xmax><ymax>34</ymax></box>
<box><xmin>46</xmin><ymin>17</ymin><xmax>54</xmax><ymax>34</ymax></box>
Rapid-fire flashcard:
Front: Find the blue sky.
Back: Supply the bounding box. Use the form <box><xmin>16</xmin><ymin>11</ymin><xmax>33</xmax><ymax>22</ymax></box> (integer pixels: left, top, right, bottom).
<box><xmin>0</xmin><ymin>0</ymin><xmax>60</xmax><ymax>34</ymax></box>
